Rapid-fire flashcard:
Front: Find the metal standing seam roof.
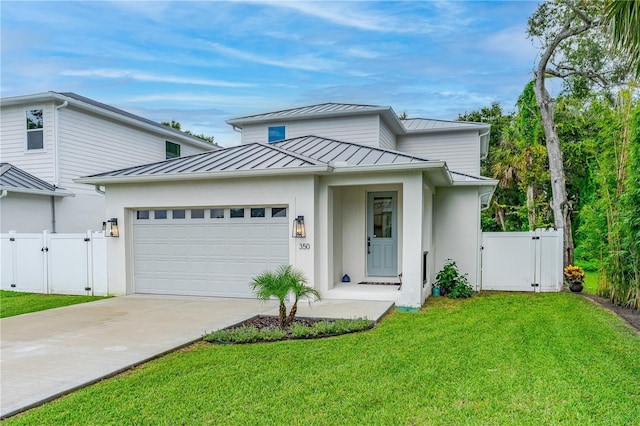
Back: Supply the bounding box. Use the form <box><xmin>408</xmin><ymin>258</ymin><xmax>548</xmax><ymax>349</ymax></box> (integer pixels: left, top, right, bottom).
<box><xmin>401</xmin><ymin>118</ymin><xmax>490</xmax><ymax>131</ymax></box>
<box><xmin>0</xmin><ymin>163</ymin><xmax>71</xmax><ymax>196</ymax></box>
<box><xmin>82</xmin><ymin>136</ymin><xmax>439</xmax><ymax>180</ymax></box>
<box><xmin>227</xmin><ymin>103</ymin><xmax>385</xmax><ymax>123</ymax></box>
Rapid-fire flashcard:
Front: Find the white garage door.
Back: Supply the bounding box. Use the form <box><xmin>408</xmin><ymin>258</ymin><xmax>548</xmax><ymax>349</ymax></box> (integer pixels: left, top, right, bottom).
<box><xmin>133</xmin><ymin>206</ymin><xmax>289</xmax><ymax>298</ymax></box>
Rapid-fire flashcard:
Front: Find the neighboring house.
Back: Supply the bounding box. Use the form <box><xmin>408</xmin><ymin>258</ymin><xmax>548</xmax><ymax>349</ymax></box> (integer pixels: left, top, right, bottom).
<box><xmin>78</xmin><ymin>103</ymin><xmax>497</xmax><ymax>309</ymax></box>
<box><xmin>0</xmin><ymin>92</ymin><xmax>218</xmax><ymax>233</ymax></box>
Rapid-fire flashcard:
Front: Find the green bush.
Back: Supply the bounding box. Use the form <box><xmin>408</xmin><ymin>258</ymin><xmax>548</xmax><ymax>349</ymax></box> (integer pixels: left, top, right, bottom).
<box><xmin>435</xmin><ymin>259</ymin><xmax>474</xmax><ymax>299</ymax></box>
<box><xmin>290</xmin><ymin>318</ymin><xmax>373</xmax><ymax>339</ymax></box>
<box><xmin>203</xmin><ymin>326</ymin><xmax>286</xmax><ymax>344</ymax></box>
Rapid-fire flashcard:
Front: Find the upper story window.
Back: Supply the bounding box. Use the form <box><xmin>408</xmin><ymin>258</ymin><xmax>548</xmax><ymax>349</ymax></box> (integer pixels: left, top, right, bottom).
<box><xmin>268</xmin><ymin>125</ymin><xmax>286</xmax><ymax>143</ymax></box>
<box><xmin>26</xmin><ymin>109</ymin><xmax>44</xmax><ymax>150</ymax></box>
<box><xmin>166</xmin><ymin>141</ymin><xmax>181</xmax><ymax>159</ymax></box>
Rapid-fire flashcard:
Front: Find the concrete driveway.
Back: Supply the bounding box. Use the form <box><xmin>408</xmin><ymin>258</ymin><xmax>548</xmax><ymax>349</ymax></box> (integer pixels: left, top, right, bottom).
<box><xmin>0</xmin><ymin>294</ymin><xmax>393</xmax><ymax>418</ymax></box>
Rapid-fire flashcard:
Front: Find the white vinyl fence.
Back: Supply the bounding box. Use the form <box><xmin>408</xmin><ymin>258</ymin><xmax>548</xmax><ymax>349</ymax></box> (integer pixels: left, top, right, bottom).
<box><xmin>1</xmin><ymin>231</ymin><xmax>107</xmax><ymax>296</ymax></box>
<box><xmin>481</xmin><ymin>228</ymin><xmax>564</xmax><ymax>292</ymax></box>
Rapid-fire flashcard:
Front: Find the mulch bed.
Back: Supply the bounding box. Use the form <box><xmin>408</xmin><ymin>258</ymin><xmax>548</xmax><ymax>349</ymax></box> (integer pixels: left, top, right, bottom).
<box><xmin>228</xmin><ymin>315</ymin><xmax>326</xmax><ymax>337</ymax></box>
<box><xmin>580</xmin><ymin>293</ymin><xmax>640</xmax><ymax>334</ymax></box>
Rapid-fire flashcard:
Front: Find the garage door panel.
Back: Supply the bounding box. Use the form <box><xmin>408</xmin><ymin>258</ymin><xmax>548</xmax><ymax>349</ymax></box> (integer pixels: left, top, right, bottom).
<box><xmin>133</xmin><ymin>207</ymin><xmax>289</xmax><ymax>298</ymax></box>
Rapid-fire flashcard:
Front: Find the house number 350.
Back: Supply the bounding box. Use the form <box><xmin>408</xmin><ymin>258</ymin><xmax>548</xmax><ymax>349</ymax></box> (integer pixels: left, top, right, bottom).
<box><xmin>299</xmin><ymin>243</ymin><xmax>311</xmax><ymax>250</ymax></box>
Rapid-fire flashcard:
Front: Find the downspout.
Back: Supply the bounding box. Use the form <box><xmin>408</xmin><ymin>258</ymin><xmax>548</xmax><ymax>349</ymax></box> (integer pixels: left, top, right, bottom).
<box><xmin>54</xmin><ymin>101</ymin><xmax>69</xmax><ymax>187</ymax></box>
<box><xmin>94</xmin><ymin>185</ymin><xmax>106</xmax><ymax>195</ymax></box>
<box><xmin>0</xmin><ymin>190</ymin><xmax>7</xmax><ymax>199</ymax></box>
<box><xmin>479</xmin><ymin>129</ymin><xmax>490</xmax><ymax>160</ymax></box>
<box><xmin>51</xmin><ymin>196</ymin><xmax>57</xmax><ymax>233</ymax></box>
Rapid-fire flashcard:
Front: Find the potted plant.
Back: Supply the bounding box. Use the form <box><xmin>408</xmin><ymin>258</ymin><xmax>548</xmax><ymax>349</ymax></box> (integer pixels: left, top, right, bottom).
<box><xmin>564</xmin><ymin>265</ymin><xmax>585</xmax><ymax>293</ymax></box>
<box><xmin>431</xmin><ymin>282</ymin><xmax>441</xmax><ymax>296</ymax></box>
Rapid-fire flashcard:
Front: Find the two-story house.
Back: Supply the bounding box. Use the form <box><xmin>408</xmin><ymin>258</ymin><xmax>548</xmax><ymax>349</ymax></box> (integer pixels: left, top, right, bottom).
<box><xmin>78</xmin><ymin>103</ymin><xmax>497</xmax><ymax>309</ymax></box>
<box><xmin>0</xmin><ymin>92</ymin><xmax>218</xmax><ymax>233</ymax></box>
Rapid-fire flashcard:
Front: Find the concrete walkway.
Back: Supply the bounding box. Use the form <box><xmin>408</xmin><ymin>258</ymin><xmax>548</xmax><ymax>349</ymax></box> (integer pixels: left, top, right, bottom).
<box><xmin>0</xmin><ymin>295</ymin><xmax>393</xmax><ymax>418</ymax></box>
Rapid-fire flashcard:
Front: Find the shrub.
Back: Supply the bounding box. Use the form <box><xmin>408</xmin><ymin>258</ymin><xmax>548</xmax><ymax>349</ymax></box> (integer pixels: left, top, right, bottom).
<box><xmin>203</xmin><ymin>326</ymin><xmax>286</xmax><ymax>344</ymax></box>
<box><xmin>435</xmin><ymin>259</ymin><xmax>474</xmax><ymax>299</ymax></box>
<box><xmin>290</xmin><ymin>318</ymin><xmax>373</xmax><ymax>339</ymax></box>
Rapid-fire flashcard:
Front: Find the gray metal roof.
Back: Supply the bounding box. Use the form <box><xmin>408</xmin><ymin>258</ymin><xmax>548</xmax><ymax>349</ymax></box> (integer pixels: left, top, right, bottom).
<box><xmin>274</xmin><ymin>136</ymin><xmax>431</xmax><ymax>166</ymax></box>
<box><xmin>227</xmin><ymin>103</ymin><xmax>385</xmax><ymax>124</ymax></box>
<box><xmin>0</xmin><ymin>163</ymin><xmax>71</xmax><ymax>196</ymax></box>
<box><xmin>401</xmin><ymin>118</ymin><xmax>489</xmax><ymax>132</ymax></box>
<box><xmin>82</xmin><ymin>136</ymin><xmax>439</xmax><ymax>180</ymax></box>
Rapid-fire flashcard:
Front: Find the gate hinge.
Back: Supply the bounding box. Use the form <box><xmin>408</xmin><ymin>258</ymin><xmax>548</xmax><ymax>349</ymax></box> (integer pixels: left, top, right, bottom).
<box><xmin>41</xmin><ymin>247</ymin><xmax>49</xmax><ymax>252</ymax></box>
<box><xmin>84</xmin><ymin>287</ymin><xmax>91</xmax><ymax>291</ymax></box>
<box><xmin>531</xmin><ymin>283</ymin><xmax>539</xmax><ymax>287</ymax></box>
<box><xmin>9</xmin><ymin>237</ymin><xmax>15</xmax><ymax>241</ymax></box>
<box><xmin>532</xmin><ymin>236</ymin><xmax>540</xmax><ymax>240</ymax></box>
<box><xmin>84</xmin><ymin>238</ymin><xmax>91</xmax><ymax>242</ymax></box>
<box><xmin>10</xmin><ymin>284</ymin><xmax>16</xmax><ymax>288</ymax></box>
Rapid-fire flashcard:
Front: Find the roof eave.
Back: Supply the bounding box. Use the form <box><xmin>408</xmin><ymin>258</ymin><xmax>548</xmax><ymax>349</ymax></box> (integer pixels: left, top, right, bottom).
<box><xmin>1</xmin><ymin>92</ymin><xmax>218</xmax><ymax>150</ymax></box>
<box><xmin>0</xmin><ymin>186</ymin><xmax>74</xmax><ymax>197</ymax></box>
<box><xmin>404</xmin><ymin>124</ymin><xmax>490</xmax><ymax>134</ymax></box>
<box><xmin>451</xmin><ymin>179</ymin><xmax>499</xmax><ymax>187</ymax></box>
<box><xmin>75</xmin><ymin>165</ymin><xmax>331</xmax><ymax>186</ymax></box>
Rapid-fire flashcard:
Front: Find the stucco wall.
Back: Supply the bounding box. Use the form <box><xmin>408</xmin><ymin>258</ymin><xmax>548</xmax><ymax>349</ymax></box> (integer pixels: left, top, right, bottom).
<box><xmin>103</xmin><ymin>175</ymin><xmax>316</xmax><ymax>295</ymax></box>
<box><xmin>0</xmin><ymin>193</ymin><xmax>53</xmax><ymax>233</ymax></box>
<box><xmin>433</xmin><ymin>186</ymin><xmax>481</xmax><ymax>288</ymax></box>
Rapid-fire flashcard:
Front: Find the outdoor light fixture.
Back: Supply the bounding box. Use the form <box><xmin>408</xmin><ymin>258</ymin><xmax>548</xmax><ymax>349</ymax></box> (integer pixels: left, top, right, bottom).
<box><xmin>105</xmin><ymin>218</ymin><xmax>119</xmax><ymax>237</ymax></box>
<box><xmin>292</xmin><ymin>215</ymin><xmax>306</xmax><ymax>238</ymax></box>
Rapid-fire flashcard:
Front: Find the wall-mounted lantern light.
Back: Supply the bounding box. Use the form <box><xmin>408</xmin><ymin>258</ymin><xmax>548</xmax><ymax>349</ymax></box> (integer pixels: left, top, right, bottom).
<box><xmin>292</xmin><ymin>215</ymin><xmax>306</xmax><ymax>238</ymax></box>
<box><xmin>104</xmin><ymin>218</ymin><xmax>119</xmax><ymax>237</ymax></box>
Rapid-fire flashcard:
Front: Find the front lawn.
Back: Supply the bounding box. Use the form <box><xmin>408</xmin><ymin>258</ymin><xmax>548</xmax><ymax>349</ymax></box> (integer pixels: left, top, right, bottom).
<box><xmin>0</xmin><ymin>290</ymin><xmax>107</xmax><ymax>318</ymax></box>
<box><xmin>6</xmin><ymin>292</ymin><xmax>640</xmax><ymax>425</ymax></box>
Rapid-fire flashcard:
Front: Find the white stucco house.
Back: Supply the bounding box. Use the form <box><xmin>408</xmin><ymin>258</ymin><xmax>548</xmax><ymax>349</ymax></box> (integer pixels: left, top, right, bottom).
<box><xmin>78</xmin><ymin>103</ymin><xmax>497</xmax><ymax>309</ymax></box>
<box><xmin>0</xmin><ymin>92</ymin><xmax>218</xmax><ymax>233</ymax></box>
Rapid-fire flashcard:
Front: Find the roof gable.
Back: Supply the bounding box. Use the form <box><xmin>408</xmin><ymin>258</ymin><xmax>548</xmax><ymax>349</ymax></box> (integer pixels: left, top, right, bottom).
<box><xmin>0</xmin><ymin>163</ymin><xmax>71</xmax><ymax>196</ymax></box>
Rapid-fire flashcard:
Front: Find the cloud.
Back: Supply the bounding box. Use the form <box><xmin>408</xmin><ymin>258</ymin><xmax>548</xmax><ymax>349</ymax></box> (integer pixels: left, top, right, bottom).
<box><xmin>60</xmin><ymin>69</ymin><xmax>254</xmax><ymax>88</ymax></box>
<box><xmin>207</xmin><ymin>42</ymin><xmax>337</xmax><ymax>72</ymax></box>
<box><xmin>482</xmin><ymin>25</ymin><xmax>538</xmax><ymax>63</ymax></box>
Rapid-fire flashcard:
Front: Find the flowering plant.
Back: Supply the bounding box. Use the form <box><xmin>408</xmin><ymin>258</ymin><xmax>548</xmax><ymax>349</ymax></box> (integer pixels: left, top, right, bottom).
<box><xmin>563</xmin><ymin>265</ymin><xmax>585</xmax><ymax>286</ymax></box>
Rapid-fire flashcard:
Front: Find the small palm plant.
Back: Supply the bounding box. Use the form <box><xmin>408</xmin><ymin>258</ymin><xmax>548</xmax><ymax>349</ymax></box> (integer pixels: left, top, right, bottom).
<box><xmin>251</xmin><ymin>265</ymin><xmax>320</xmax><ymax>328</ymax></box>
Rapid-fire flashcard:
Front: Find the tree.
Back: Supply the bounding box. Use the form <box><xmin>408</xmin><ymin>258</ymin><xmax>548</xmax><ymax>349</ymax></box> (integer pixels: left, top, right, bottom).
<box><xmin>527</xmin><ymin>0</ymin><xmax>633</xmax><ymax>267</ymax></box>
<box><xmin>606</xmin><ymin>0</ymin><xmax>640</xmax><ymax>77</ymax></box>
<box><xmin>161</xmin><ymin>120</ymin><xmax>215</xmax><ymax>144</ymax></box>
<box><xmin>250</xmin><ymin>265</ymin><xmax>320</xmax><ymax>328</ymax></box>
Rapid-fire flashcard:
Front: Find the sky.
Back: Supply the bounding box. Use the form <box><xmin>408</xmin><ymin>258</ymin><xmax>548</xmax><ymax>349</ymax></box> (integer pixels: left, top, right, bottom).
<box><xmin>1</xmin><ymin>1</ymin><xmax>542</xmax><ymax>147</ymax></box>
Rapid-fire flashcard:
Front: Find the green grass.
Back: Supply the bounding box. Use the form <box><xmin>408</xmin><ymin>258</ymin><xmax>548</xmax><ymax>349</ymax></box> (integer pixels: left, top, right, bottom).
<box><xmin>0</xmin><ymin>290</ymin><xmax>107</xmax><ymax>318</ymax></box>
<box><xmin>6</xmin><ymin>293</ymin><xmax>640</xmax><ymax>425</ymax></box>
<box><xmin>583</xmin><ymin>271</ymin><xmax>599</xmax><ymax>294</ymax></box>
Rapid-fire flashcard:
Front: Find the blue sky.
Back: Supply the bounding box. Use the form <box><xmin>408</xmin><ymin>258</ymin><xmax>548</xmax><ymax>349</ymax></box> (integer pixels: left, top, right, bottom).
<box><xmin>1</xmin><ymin>1</ymin><xmax>541</xmax><ymax>146</ymax></box>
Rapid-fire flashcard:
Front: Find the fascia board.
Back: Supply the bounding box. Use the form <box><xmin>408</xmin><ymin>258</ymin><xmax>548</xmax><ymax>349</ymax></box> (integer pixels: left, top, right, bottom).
<box><xmin>0</xmin><ymin>186</ymin><xmax>75</xmax><ymax>197</ymax></box>
<box><xmin>75</xmin><ymin>165</ymin><xmax>331</xmax><ymax>185</ymax></box>
<box><xmin>451</xmin><ymin>179</ymin><xmax>499</xmax><ymax>187</ymax></box>
<box><xmin>330</xmin><ymin>161</ymin><xmax>446</xmax><ymax>174</ymax></box>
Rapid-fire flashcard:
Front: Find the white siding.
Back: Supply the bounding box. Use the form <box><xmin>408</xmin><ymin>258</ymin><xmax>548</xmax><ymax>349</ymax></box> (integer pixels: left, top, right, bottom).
<box><xmin>379</xmin><ymin>120</ymin><xmax>396</xmax><ymax>151</ymax></box>
<box><xmin>241</xmin><ymin>115</ymin><xmax>380</xmax><ymax>147</ymax></box>
<box><xmin>0</xmin><ymin>102</ymin><xmax>56</xmax><ymax>183</ymax></box>
<box><xmin>397</xmin><ymin>130</ymin><xmax>480</xmax><ymax>175</ymax></box>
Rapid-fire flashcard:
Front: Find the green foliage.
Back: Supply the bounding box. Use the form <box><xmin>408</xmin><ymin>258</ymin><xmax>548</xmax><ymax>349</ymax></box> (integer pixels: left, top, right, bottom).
<box><xmin>251</xmin><ymin>265</ymin><xmax>320</xmax><ymax>327</ymax></box>
<box><xmin>203</xmin><ymin>326</ymin><xmax>286</xmax><ymax>344</ymax></box>
<box><xmin>606</xmin><ymin>0</ymin><xmax>640</xmax><ymax>77</ymax></box>
<box><xmin>8</xmin><ymin>294</ymin><xmax>640</xmax><ymax>425</ymax></box>
<box><xmin>435</xmin><ymin>259</ymin><xmax>473</xmax><ymax>299</ymax></box>
<box><xmin>0</xmin><ymin>290</ymin><xmax>107</xmax><ymax>318</ymax></box>
<box><xmin>290</xmin><ymin>318</ymin><xmax>373</xmax><ymax>338</ymax></box>
<box><xmin>161</xmin><ymin>120</ymin><xmax>215</xmax><ymax>144</ymax></box>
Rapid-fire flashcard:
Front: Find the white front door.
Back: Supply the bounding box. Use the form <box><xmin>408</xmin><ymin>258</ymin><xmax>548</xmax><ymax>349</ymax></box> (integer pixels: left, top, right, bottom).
<box><xmin>367</xmin><ymin>192</ymin><xmax>398</xmax><ymax>277</ymax></box>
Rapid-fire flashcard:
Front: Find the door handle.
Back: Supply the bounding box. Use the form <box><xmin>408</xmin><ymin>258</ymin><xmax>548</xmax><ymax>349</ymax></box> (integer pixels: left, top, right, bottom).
<box><xmin>367</xmin><ymin>237</ymin><xmax>371</xmax><ymax>254</ymax></box>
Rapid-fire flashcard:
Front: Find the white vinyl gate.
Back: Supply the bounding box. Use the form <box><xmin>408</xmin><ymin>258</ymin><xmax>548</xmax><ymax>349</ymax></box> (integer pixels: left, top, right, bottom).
<box><xmin>0</xmin><ymin>231</ymin><xmax>107</xmax><ymax>295</ymax></box>
<box><xmin>481</xmin><ymin>228</ymin><xmax>563</xmax><ymax>292</ymax></box>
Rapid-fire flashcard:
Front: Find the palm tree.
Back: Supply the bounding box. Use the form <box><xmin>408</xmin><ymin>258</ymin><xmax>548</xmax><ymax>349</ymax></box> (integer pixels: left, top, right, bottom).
<box><xmin>606</xmin><ymin>0</ymin><xmax>640</xmax><ymax>77</ymax></box>
<box><xmin>251</xmin><ymin>265</ymin><xmax>320</xmax><ymax>328</ymax></box>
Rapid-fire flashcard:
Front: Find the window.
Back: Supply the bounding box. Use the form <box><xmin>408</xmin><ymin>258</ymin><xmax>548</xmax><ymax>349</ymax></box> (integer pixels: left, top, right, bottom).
<box><xmin>26</xmin><ymin>109</ymin><xmax>44</xmax><ymax>150</ymax></box>
<box><xmin>172</xmin><ymin>209</ymin><xmax>186</xmax><ymax>219</ymax></box>
<box><xmin>210</xmin><ymin>208</ymin><xmax>225</xmax><ymax>219</ymax></box>
<box><xmin>272</xmin><ymin>207</ymin><xmax>287</xmax><ymax>218</ymax></box>
<box><xmin>166</xmin><ymin>141</ymin><xmax>181</xmax><ymax>159</ymax></box>
<box><xmin>154</xmin><ymin>210</ymin><xmax>167</xmax><ymax>219</ymax></box>
<box><xmin>268</xmin><ymin>125</ymin><xmax>286</xmax><ymax>143</ymax></box>
<box><xmin>191</xmin><ymin>209</ymin><xmax>205</xmax><ymax>219</ymax></box>
<box><xmin>251</xmin><ymin>208</ymin><xmax>265</xmax><ymax>218</ymax></box>
<box><xmin>230</xmin><ymin>208</ymin><xmax>245</xmax><ymax>218</ymax></box>
<box><xmin>137</xmin><ymin>210</ymin><xmax>150</xmax><ymax>220</ymax></box>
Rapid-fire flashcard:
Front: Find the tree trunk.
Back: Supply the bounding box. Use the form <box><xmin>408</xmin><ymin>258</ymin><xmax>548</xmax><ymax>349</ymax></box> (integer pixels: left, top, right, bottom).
<box><xmin>278</xmin><ymin>301</ymin><xmax>287</xmax><ymax>328</ymax></box>
<box><xmin>532</xmin><ymin>79</ymin><xmax>575</xmax><ymax>267</ymax></box>
<box><xmin>526</xmin><ymin>183</ymin><xmax>537</xmax><ymax>230</ymax></box>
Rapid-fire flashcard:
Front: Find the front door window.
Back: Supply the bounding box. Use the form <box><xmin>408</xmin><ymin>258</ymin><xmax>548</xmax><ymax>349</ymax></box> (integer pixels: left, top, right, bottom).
<box><xmin>367</xmin><ymin>192</ymin><xmax>398</xmax><ymax>277</ymax></box>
